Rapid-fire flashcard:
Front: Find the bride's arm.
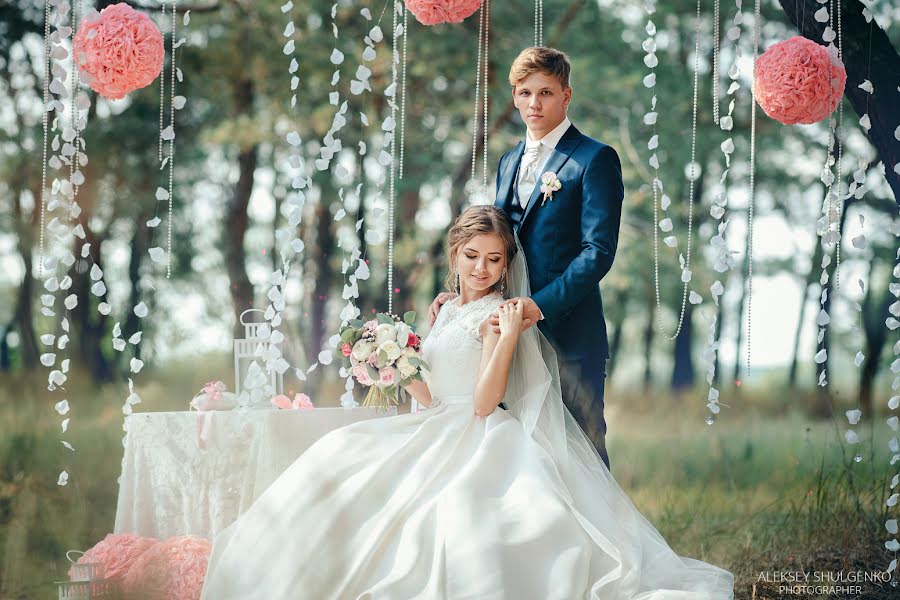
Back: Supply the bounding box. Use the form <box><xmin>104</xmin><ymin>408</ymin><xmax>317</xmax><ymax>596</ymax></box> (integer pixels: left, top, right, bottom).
<box><xmin>403</xmin><ymin>379</ymin><xmax>434</xmax><ymax>408</ymax></box>
<box><xmin>473</xmin><ymin>309</ymin><xmax>520</xmax><ymax>417</ymax></box>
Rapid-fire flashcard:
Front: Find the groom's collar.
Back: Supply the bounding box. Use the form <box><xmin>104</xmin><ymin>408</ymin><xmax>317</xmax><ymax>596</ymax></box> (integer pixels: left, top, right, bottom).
<box><xmin>524</xmin><ymin>116</ymin><xmax>572</xmax><ymax>151</ymax></box>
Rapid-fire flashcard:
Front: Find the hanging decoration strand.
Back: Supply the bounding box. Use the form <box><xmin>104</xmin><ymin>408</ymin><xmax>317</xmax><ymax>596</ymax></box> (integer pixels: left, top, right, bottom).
<box><xmin>650</xmin><ymin>0</ymin><xmax>700</xmax><ymax>342</ymax></box>
<box><xmin>38</xmin><ymin>0</ymin><xmax>52</xmax><ymax>278</ymax></box>
<box><xmin>166</xmin><ymin>0</ymin><xmax>177</xmax><ymax>279</ymax></box>
<box><xmin>470</xmin><ymin>2</ymin><xmax>485</xmax><ymax>186</ymax></box>
<box><xmin>387</xmin><ymin>0</ymin><xmax>399</xmax><ymax>314</ymax></box>
<box><xmin>482</xmin><ymin>0</ymin><xmax>490</xmax><ymax>193</ymax></box>
<box><xmin>743</xmin><ymin>0</ymin><xmax>761</xmax><ymax>381</ymax></box>
<box><xmin>399</xmin><ymin>7</ymin><xmax>408</xmax><ymax>181</ymax></box>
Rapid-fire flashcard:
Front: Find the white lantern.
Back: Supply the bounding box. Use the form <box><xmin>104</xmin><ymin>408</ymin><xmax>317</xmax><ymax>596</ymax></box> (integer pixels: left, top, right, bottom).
<box><xmin>57</xmin><ymin>552</ymin><xmax>116</xmax><ymax>599</ymax></box>
<box><xmin>234</xmin><ymin>309</ymin><xmax>283</xmax><ymax>401</ymax></box>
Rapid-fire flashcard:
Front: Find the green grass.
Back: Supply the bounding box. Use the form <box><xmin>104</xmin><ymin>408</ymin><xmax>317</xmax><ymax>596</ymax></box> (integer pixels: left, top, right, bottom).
<box><xmin>0</xmin><ymin>359</ymin><xmax>897</xmax><ymax>599</ymax></box>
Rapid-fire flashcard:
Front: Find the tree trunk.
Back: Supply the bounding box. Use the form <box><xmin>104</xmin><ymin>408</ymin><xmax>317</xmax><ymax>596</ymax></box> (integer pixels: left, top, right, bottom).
<box><xmin>642</xmin><ymin>288</ymin><xmax>655</xmax><ymax>391</ymax></box>
<box><xmin>788</xmin><ymin>230</ymin><xmax>823</xmax><ymax>387</ymax></box>
<box><xmin>72</xmin><ymin>223</ymin><xmax>112</xmax><ymax>381</ymax></box>
<box><xmin>778</xmin><ymin>0</ymin><xmax>900</xmax><ymax>202</ymax></box>
<box><xmin>671</xmin><ymin>303</ymin><xmax>695</xmax><ymax>393</ymax></box>
<box><xmin>859</xmin><ymin>249</ymin><xmax>899</xmax><ymax>415</ymax></box>
<box><xmin>224</xmin><ymin>78</ymin><xmax>258</xmax><ymax>338</ymax></box>
<box><xmin>11</xmin><ymin>182</ymin><xmax>40</xmax><ymax>370</ymax></box>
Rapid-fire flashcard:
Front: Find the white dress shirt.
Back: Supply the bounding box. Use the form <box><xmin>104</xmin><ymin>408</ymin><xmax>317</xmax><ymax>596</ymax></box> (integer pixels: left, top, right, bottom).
<box><xmin>515</xmin><ymin>116</ymin><xmax>572</xmax><ymax>208</ymax></box>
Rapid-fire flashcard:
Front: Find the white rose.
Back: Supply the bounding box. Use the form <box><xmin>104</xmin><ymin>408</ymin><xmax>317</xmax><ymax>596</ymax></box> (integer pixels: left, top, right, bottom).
<box><xmin>397</xmin><ymin>355</ymin><xmax>417</xmax><ymax>378</ymax></box>
<box><xmin>395</xmin><ymin>322</ymin><xmax>413</xmax><ymax>347</ymax></box>
<box><xmin>374</xmin><ymin>323</ymin><xmax>397</xmax><ymax>346</ymax></box>
<box><xmin>400</xmin><ymin>345</ymin><xmax>418</xmax><ymax>358</ymax></box>
<box><xmin>351</xmin><ymin>340</ymin><xmax>375</xmax><ymax>363</ymax></box>
<box><xmin>377</xmin><ymin>340</ymin><xmax>402</xmax><ymax>362</ymax></box>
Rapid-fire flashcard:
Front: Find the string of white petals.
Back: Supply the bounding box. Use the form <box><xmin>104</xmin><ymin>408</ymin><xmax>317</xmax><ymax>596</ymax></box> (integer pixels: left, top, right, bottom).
<box><xmin>259</xmin><ymin>1</ymin><xmax>391</xmax><ymax>407</ymax></box>
<box><xmin>120</xmin><ymin>2</ymin><xmax>185</xmax><ymax>458</ymax></box>
<box><xmin>812</xmin><ymin>0</ymin><xmax>846</xmax><ymax>390</ymax></box>
<box><xmin>699</xmin><ymin>0</ymin><xmax>745</xmax><ymax>422</ymax></box>
<box><xmin>643</xmin><ymin>0</ymin><xmax>699</xmax><ymax>346</ymax></box>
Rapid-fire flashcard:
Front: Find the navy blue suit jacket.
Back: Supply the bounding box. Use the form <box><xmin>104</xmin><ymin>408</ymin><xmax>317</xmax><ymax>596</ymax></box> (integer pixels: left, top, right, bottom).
<box><xmin>494</xmin><ymin>124</ymin><xmax>624</xmax><ymax>362</ymax></box>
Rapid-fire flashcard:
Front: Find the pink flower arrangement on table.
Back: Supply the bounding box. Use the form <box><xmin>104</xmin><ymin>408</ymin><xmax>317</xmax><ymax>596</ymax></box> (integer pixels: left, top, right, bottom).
<box><xmin>71</xmin><ymin>534</ymin><xmax>211</xmax><ymax>600</ymax></box>
<box><xmin>271</xmin><ymin>392</ymin><xmax>314</xmax><ymax>410</ymax></box>
<box><xmin>405</xmin><ymin>0</ymin><xmax>483</xmax><ymax>26</ymax></box>
<box><xmin>753</xmin><ymin>35</ymin><xmax>847</xmax><ymax>125</ymax></box>
<box><xmin>337</xmin><ymin>311</ymin><xmax>429</xmax><ymax>409</ymax></box>
<box><xmin>72</xmin><ymin>3</ymin><xmax>165</xmax><ymax>100</ymax></box>
<box><xmin>122</xmin><ymin>536</ymin><xmax>211</xmax><ymax>600</ymax></box>
<box><xmin>69</xmin><ymin>533</ymin><xmax>158</xmax><ymax>585</ymax></box>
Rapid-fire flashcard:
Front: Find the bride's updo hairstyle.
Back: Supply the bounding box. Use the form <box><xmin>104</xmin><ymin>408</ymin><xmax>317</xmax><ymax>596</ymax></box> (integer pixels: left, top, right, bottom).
<box><xmin>445</xmin><ymin>205</ymin><xmax>518</xmax><ymax>294</ymax></box>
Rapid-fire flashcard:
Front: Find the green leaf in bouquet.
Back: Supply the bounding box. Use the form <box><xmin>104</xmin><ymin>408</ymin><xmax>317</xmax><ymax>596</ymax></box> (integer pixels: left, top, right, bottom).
<box><xmin>349</xmin><ymin>319</ymin><xmax>364</xmax><ymax>328</ymax></box>
<box><xmin>403</xmin><ymin>311</ymin><xmax>416</xmax><ymax>325</ymax></box>
<box><xmin>376</xmin><ymin>313</ymin><xmax>394</xmax><ymax>326</ymax></box>
<box><xmin>340</xmin><ymin>328</ymin><xmax>358</xmax><ymax>344</ymax></box>
<box><xmin>366</xmin><ymin>365</ymin><xmax>380</xmax><ymax>381</ymax></box>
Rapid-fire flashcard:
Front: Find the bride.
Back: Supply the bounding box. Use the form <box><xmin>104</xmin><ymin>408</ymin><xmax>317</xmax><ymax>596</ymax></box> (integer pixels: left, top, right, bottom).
<box><xmin>200</xmin><ymin>206</ymin><xmax>734</xmax><ymax>599</ymax></box>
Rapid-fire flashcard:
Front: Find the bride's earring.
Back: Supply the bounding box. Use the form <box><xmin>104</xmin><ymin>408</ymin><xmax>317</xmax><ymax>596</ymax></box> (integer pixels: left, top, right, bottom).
<box><xmin>454</xmin><ymin>270</ymin><xmax>460</xmax><ymax>294</ymax></box>
<box><xmin>500</xmin><ymin>268</ymin><xmax>508</xmax><ymax>297</ymax></box>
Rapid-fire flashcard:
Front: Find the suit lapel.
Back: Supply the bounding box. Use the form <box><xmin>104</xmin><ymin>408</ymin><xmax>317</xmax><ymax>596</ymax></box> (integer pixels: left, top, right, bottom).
<box><xmin>520</xmin><ymin>125</ymin><xmax>583</xmax><ymax>227</ymax></box>
<box><xmin>496</xmin><ymin>141</ymin><xmax>525</xmax><ymax>211</ymax></box>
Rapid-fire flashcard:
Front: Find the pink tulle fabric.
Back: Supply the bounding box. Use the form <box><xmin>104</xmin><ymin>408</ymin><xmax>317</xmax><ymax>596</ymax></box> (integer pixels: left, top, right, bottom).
<box><xmin>70</xmin><ymin>534</ymin><xmax>159</xmax><ymax>584</ymax></box>
<box><xmin>406</xmin><ymin>0</ymin><xmax>483</xmax><ymax>26</ymax></box>
<box><xmin>73</xmin><ymin>3</ymin><xmax>165</xmax><ymax>100</ymax></box>
<box><xmin>122</xmin><ymin>536</ymin><xmax>212</xmax><ymax>600</ymax></box>
<box><xmin>754</xmin><ymin>36</ymin><xmax>847</xmax><ymax>125</ymax></box>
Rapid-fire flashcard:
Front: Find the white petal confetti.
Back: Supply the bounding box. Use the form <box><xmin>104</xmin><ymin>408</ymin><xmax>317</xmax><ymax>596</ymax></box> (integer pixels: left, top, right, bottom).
<box><xmin>98</xmin><ymin>302</ymin><xmax>111</xmax><ymax>315</ymax></box>
<box><xmin>148</xmin><ymin>247</ymin><xmax>166</xmax><ymax>263</ymax></box>
<box><xmin>330</xmin><ymin>49</ymin><xmax>345</xmax><ymax>65</ymax></box>
<box><xmin>846</xmin><ymin>409</ymin><xmax>862</xmax><ymax>425</ymax></box>
<box><xmin>130</xmin><ymin>358</ymin><xmax>144</xmax><ymax>373</ymax></box>
<box><xmin>844</xmin><ymin>429</ymin><xmax>859</xmax><ymax>444</ymax></box>
<box><xmin>155</xmin><ymin>187</ymin><xmax>170</xmax><ymax>201</ymax></box>
<box><xmin>58</xmin><ymin>471</ymin><xmax>69</xmax><ymax>486</ymax></box>
<box><xmin>55</xmin><ymin>399</ymin><xmax>70</xmax><ymax>415</ymax></box>
<box><xmin>146</xmin><ymin>216</ymin><xmax>161</xmax><ymax>228</ymax></box>
<box><xmin>134</xmin><ymin>302</ymin><xmax>149</xmax><ymax>318</ymax></box>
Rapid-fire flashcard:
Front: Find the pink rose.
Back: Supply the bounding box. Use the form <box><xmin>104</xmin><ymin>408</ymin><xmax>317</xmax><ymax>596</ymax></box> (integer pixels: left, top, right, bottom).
<box><xmin>271</xmin><ymin>394</ymin><xmax>292</xmax><ymax>410</ymax></box>
<box><xmin>341</xmin><ymin>342</ymin><xmax>352</xmax><ymax>357</ymax></box>
<box><xmin>407</xmin><ymin>333</ymin><xmax>419</xmax><ymax>348</ymax></box>
<box><xmin>352</xmin><ymin>364</ymin><xmax>373</xmax><ymax>386</ymax></box>
<box><xmin>294</xmin><ymin>393</ymin><xmax>314</xmax><ymax>410</ymax></box>
<box><xmin>378</xmin><ymin>367</ymin><xmax>397</xmax><ymax>385</ymax></box>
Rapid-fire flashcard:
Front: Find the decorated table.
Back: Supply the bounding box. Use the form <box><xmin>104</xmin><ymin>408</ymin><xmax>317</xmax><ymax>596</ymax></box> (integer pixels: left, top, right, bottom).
<box><xmin>114</xmin><ymin>407</ymin><xmax>397</xmax><ymax>540</ymax></box>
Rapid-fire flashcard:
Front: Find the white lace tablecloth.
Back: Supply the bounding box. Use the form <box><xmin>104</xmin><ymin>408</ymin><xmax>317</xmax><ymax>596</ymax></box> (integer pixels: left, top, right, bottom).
<box><xmin>114</xmin><ymin>407</ymin><xmax>397</xmax><ymax>540</ymax></box>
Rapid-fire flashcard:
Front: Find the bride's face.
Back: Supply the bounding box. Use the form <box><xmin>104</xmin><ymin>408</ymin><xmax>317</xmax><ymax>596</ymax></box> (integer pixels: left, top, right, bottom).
<box><xmin>455</xmin><ymin>233</ymin><xmax>507</xmax><ymax>293</ymax></box>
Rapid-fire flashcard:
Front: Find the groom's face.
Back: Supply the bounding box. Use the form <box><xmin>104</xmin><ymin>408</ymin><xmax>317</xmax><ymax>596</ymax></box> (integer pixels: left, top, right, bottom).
<box><xmin>512</xmin><ymin>71</ymin><xmax>572</xmax><ymax>140</ymax></box>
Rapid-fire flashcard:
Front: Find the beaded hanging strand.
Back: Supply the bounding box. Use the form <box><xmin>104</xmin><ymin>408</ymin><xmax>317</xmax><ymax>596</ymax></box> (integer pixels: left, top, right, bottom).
<box><xmin>712</xmin><ymin>0</ymin><xmax>720</xmax><ymax>125</ymax></box>
<box><xmin>38</xmin><ymin>0</ymin><xmax>52</xmax><ymax>278</ymax></box>
<box><xmin>481</xmin><ymin>0</ymin><xmax>490</xmax><ymax>195</ymax></box>
<box><xmin>650</xmin><ymin>0</ymin><xmax>701</xmax><ymax>342</ymax></box>
<box><xmin>742</xmin><ymin>0</ymin><xmax>761</xmax><ymax>382</ymax></box>
<box><xmin>398</xmin><ymin>7</ymin><xmax>408</xmax><ymax>182</ymax></box>
<box><xmin>470</xmin><ymin>1</ymin><xmax>485</xmax><ymax>188</ymax></box>
<box><xmin>166</xmin><ymin>0</ymin><xmax>177</xmax><ymax>279</ymax></box>
<box><xmin>387</xmin><ymin>0</ymin><xmax>400</xmax><ymax>314</ymax></box>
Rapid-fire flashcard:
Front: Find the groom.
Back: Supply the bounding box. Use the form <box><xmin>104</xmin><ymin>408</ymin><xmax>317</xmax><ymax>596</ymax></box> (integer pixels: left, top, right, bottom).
<box><xmin>429</xmin><ymin>47</ymin><xmax>624</xmax><ymax>469</ymax></box>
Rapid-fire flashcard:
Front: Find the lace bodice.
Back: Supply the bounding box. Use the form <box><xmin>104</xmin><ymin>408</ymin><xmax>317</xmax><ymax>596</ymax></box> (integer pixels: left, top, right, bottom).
<box><xmin>421</xmin><ymin>292</ymin><xmax>504</xmax><ymax>406</ymax></box>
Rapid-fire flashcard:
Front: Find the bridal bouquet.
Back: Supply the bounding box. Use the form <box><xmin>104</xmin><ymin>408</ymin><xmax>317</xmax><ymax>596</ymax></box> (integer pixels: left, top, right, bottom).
<box><xmin>336</xmin><ymin>311</ymin><xmax>430</xmax><ymax>409</ymax></box>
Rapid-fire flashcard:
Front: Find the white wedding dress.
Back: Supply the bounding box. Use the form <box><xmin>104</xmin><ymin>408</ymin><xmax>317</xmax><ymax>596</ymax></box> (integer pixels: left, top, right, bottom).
<box><xmin>200</xmin><ymin>292</ymin><xmax>734</xmax><ymax>599</ymax></box>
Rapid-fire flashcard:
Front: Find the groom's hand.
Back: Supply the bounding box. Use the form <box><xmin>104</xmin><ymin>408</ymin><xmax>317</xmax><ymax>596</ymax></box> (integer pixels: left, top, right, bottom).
<box><xmin>489</xmin><ymin>297</ymin><xmax>541</xmax><ymax>334</ymax></box>
<box><xmin>428</xmin><ymin>292</ymin><xmax>457</xmax><ymax>325</ymax></box>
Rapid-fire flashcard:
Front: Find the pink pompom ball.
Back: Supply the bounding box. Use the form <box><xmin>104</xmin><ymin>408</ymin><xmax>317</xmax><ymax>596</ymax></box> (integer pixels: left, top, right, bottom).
<box><xmin>73</xmin><ymin>3</ymin><xmax>165</xmax><ymax>100</ymax></box>
<box><xmin>754</xmin><ymin>36</ymin><xmax>847</xmax><ymax>125</ymax></box>
<box><xmin>406</xmin><ymin>0</ymin><xmax>483</xmax><ymax>26</ymax></box>
<box><xmin>70</xmin><ymin>533</ymin><xmax>159</xmax><ymax>585</ymax></box>
<box><xmin>122</xmin><ymin>536</ymin><xmax>212</xmax><ymax>600</ymax></box>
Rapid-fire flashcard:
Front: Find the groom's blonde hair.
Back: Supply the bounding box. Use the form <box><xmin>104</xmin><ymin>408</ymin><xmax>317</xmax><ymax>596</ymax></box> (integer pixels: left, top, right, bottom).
<box><xmin>509</xmin><ymin>46</ymin><xmax>571</xmax><ymax>90</ymax></box>
<box><xmin>445</xmin><ymin>206</ymin><xmax>517</xmax><ymax>294</ymax></box>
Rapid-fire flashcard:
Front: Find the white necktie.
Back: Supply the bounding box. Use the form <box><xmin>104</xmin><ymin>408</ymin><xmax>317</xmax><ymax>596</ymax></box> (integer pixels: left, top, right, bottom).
<box><xmin>517</xmin><ymin>142</ymin><xmax>542</xmax><ymax>208</ymax></box>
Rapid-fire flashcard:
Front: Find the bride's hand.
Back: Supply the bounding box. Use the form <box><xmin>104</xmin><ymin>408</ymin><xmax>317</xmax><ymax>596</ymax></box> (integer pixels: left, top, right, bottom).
<box><xmin>498</xmin><ymin>302</ymin><xmax>523</xmax><ymax>340</ymax></box>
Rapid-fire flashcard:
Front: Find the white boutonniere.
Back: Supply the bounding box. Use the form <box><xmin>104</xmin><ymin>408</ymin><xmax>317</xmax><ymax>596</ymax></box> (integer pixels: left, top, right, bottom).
<box><xmin>540</xmin><ymin>172</ymin><xmax>562</xmax><ymax>206</ymax></box>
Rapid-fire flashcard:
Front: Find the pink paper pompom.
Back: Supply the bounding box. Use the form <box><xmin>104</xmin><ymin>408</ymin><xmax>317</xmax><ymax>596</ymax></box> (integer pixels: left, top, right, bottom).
<box><xmin>73</xmin><ymin>3</ymin><xmax>165</xmax><ymax>100</ymax></box>
<box><xmin>70</xmin><ymin>533</ymin><xmax>159</xmax><ymax>584</ymax></box>
<box><xmin>122</xmin><ymin>536</ymin><xmax>212</xmax><ymax>600</ymax></box>
<box><xmin>754</xmin><ymin>36</ymin><xmax>847</xmax><ymax>125</ymax></box>
<box><xmin>406</xmin><ymin>0</ymin><xmax>483</xmax><ymax>26</ymax></box>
